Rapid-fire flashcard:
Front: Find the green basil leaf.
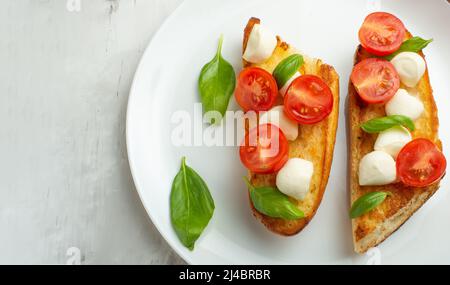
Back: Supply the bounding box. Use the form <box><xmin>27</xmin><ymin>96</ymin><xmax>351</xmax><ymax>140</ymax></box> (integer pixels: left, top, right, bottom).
<box><xmin>170</xmin><ymin>157</ymin><xmax>215</xmax><ymax>250</ymax></box>
<box><xmin>360</xmin><ymin>115</ymin><xmax>415</xmax><ymax>133</ymax></box>
<box><xmin>385</xmin><ymin>36</ymin><xmax>433</xmax><ymax>61</ymax></box>
<box><xmin>272</xmin><ymin>54</ymin><xmax>304</xmax><ymax>88</ymax></box>
<box><xmin>245</xmin><ymin>177</ymin><xmax>304</xmax><ymax>220</ymax></box>
<box><xmin>350</xmin><ymin>191</ymin><xmax>391</xmax><ymax>219</ymax></box>
<box><xmin>198</xmin><ymin>35</ymin><xmax>236</xmax><ymax>122</ymax></box>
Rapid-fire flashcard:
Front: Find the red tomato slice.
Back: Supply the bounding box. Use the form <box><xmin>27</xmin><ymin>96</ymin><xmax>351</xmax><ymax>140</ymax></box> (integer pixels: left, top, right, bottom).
<box><xmin>350</xmin><ymin>58</ymin><xmax>400</xmax><ymax>104</ymax></box>
<box><xmin>235</xmin><ymin>67</ymin><xmax>278</xmax><ymax>112</ymax></box>
<box><xmin>396</xmin><ymin>138</ymin><xmax>447</xmax><ymax>187</ymax></box>
<box><xmin>283</xmin><ymin>75</ymin><xmax>333</xmax><ymax>124</ymax></box>
<box><xmin>239</xmin><ymin>123</ymin><xmax>289</xmax><ymax>174</ymax></box>
<box><xmin>359</xmin><ymin>12</ymin><xmax>406</xmax><ymax>56</ymax></box>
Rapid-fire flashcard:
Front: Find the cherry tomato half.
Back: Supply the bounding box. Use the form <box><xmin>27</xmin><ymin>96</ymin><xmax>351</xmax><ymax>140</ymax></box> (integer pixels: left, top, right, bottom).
<box><xmin>396</xmin><ymin>138</ymin><xmax>446</xmax><ymax>187</ymax></box>
<box><xmin>235</xmin><ymin>67</ymin><xmax>278</xmax><ymax>112</ymax></box>
<box><xmin>239</xmin><ymin>123</ymin><xmax>289</xmax><ymax>174</ymax></box>
<box><xmin>359</xmin><ymin>12</ymin><xmax>406</xmax><ymax>56</ymax></box>
<box><xmin>283</xmin><ymin>75</ymin><xmax>333</xmax><ymax>124</ymax></box>
<box><xmin>350</xmin><ymin>58</ymin><xmax>400</xmax><ymax>104</ymax></box>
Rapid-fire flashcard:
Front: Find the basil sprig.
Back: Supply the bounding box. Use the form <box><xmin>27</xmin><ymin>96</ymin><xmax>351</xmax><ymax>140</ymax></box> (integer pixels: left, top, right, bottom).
<box><xmin>350</xmin><ymin>191</ymin><xmax>391</xmax><ymax>219</ymax></box>
<box><xmin>244</xmin><ymin>177</ymin><xmax>304</xmax><ymax>220</ymax></box>
<box><xmin>272</xmin><ymin>54</ymin><xmax>304</xmax><ymax>88</ymax></box>
<box><xmin>170</xmin><ymin>157</ymin><xmax>215</xmax><ymax>250</ymax></box>
<box><xmin>360</xmin><ymin>115</ymin><xmax>415</xmax><ymax>133</ymax></box>
<box><xmin>385</xmin><ymin>36</ymin><xmax>433</xmax><ymax>60</ymax></box>
<box><xmin>198</xmin><ymin>35</ymin><xmax>236</xmax><ymax>122</ymax></box>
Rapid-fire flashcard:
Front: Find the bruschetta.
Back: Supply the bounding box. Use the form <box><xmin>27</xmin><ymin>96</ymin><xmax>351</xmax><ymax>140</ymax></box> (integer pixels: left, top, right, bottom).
<box><xmin>348</xmin><ymin>12</ymin><xmax>446</xmax><ymax>253</ymax></box>
<box><xmin>237</xmin><ymin>17</ymin><xmax>339</xmax><ymax>235</ymax></box>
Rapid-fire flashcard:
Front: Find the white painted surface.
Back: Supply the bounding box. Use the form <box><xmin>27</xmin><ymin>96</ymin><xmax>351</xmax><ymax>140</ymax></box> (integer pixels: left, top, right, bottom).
<box><xmin>0</xmin><ymin>0</ymin><xmax>184</xmax><ymax>264</ymax></box>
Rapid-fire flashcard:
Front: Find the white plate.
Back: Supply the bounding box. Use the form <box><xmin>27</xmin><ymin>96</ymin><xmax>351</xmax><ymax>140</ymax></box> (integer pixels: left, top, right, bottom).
<box><xmin>126</xmin><ymin>0</ymin><xmax>450</xmax><ymax>264</ymax></box>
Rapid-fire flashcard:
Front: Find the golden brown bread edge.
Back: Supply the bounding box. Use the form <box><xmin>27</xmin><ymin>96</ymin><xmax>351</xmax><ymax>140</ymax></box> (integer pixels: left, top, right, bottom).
<box><xmin>243</xmin><ymin>17</ymin><xmax>340</xmax><ymax>235</ymax></box>
<box><xmin>349</xmin><ymin>31</ymin><xmax>443</xmax><ymax>253</ymax></box>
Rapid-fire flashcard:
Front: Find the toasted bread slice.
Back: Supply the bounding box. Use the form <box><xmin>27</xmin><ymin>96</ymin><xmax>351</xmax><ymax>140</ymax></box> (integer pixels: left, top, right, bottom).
<box><xmin>243</xmin><ymin>18</ymin><xmax>340</xmax><ymax>235</ymax></box>
<box><xmin>349</xmin><ymin>31</ymin><xmax>443</xmax><ymax>253</ymax></box>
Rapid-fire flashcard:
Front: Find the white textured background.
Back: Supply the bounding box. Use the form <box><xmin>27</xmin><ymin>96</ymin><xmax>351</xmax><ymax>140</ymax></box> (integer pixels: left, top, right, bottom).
<box><xmin>0</xmin><ymin>0</ymin><xmax>185</xmax><ymax>264</ymax></box>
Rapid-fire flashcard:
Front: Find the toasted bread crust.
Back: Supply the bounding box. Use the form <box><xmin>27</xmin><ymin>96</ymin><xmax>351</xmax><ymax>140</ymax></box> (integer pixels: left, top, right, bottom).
<box><xmin>243</xmin><ymin>18</ymin><xmax>340</xmax><ymax>235</ymax></box>
<box><xmin>349</xmin><ymin>32</ymin><xmax>443</xmax><ymax>253</ymax></box>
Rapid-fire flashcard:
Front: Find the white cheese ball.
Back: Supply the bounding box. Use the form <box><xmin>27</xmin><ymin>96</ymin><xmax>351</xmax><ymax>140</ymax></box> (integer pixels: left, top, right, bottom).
<box><xmin>259</xmin><ymin>106</ymin><xmax>298</xmax><ymax>141</ymax></box>
<box><xmin>359</xmin><ymin>151</ymin><xmax>397</xmax><ymax>186</ymax></box>
<box><xmin>385</xmin><ymin>89</ymin><xmax>424</xmax><ymax>120</ymax></box>
<box><xmin>276</xmin><ymin>158</ymin><xmax>314</xmax><ymax>201</ymax></box>
<box><xmin>242</xmin><ymin>24</ymin><xmax>277</xmax><ymax>64</ymax></box>
<box><xmin>391</xmin><ymin>52</ymin><xmax>426</xmax><ymax>87</ymax></box>
<box><xmin>374</xmin><ymin>126</ymin><xmax>412</xmax><ymax>158</ymax></box>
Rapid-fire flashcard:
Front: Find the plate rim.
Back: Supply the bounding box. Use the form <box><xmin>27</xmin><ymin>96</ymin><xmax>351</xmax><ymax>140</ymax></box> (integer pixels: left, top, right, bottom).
<box><xmin>125</xmin><ymin>0</ymin><xmax>193</xmax><ymax>264</ymax></box>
